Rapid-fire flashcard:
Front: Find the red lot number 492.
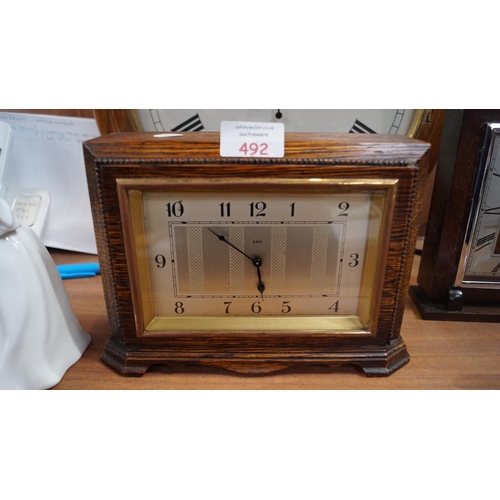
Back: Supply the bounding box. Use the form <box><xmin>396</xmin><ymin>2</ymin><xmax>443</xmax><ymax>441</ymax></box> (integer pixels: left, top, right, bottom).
<box><xmin>239</xmin><ymin>142</ymin><xmax>269</xmax><ymax>156</ymax></box>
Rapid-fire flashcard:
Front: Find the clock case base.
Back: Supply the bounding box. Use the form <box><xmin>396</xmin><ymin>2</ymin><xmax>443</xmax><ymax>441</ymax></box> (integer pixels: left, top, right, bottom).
<box><xmin>101</xmin><ymin>337</ymin><xmax>410</xmax><ymax>377</ymax></box>
<box><xmin>84</xmin><ymin>132</ymin><xmax>431</xmax><ymax>379</ymax></box>
<box><xmin>409</xmin><ymin>285</ymin><xmax>500</xmax><ymax>322</ymax></box>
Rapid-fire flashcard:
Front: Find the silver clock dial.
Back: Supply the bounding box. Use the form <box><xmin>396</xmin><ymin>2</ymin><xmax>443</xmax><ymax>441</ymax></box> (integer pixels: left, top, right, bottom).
<box><xmin>170</xmin><ymin>221</ymin><xmax>346</xmax><ymax>298</ymax></box>
<box><xmin>456</xmin><ymin>124</ymin><xmax>500</xmax><ymax>287</ymax></box>
<box><xmin>142</xmin><ymin>190</ymin><xmax>373</xmax><ymax>318</ymax></box>
<box><xmin>137</xmin><ymin>109</ymin><xmax>418</xmax><ymax>135</ymax></box>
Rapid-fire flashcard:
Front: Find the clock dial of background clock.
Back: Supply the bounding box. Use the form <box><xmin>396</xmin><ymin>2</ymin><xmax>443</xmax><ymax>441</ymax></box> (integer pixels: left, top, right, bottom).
<box><xmin>135</xmin><ymin>109</ymin><xmax>419</xmax><ymax>135</ymax></box>
<box><xmin>94</xmin><ymin>109</ymin><xmax>439</xmax><ymax>139</ymax></box>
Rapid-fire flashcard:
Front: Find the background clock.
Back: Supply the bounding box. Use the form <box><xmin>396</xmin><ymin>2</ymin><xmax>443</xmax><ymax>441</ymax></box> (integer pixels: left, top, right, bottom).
<box><xmin>84</xmin><ymin>131</ymin><xmax>430</xmax><ymax>377</ymax></box>
<box><xmin>410</xmin><ymin>109</ymin><xmax>500</xmax><ymax>321</ymax></box>
<box><xmin>94</xmin><ymin>108</ymin><xmax>428</xmax><ymax>132</ymax></box>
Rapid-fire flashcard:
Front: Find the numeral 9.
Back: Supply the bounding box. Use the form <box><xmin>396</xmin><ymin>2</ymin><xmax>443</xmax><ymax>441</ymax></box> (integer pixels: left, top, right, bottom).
<box><xmin>155</xmin><ymin>254</ymin><xmax>166</xmax><ymax>268</ymax></box>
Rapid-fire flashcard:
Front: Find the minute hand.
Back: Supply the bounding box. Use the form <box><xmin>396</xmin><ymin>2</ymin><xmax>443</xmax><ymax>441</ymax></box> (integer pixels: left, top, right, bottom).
<box><xmin>206</xmin><ymin>227</ymin><xmax>255</xmax><ymax>262</ymax></box>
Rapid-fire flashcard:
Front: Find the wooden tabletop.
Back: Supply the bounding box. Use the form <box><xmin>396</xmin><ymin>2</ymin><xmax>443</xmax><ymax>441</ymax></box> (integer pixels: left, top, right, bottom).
<box><xmin>50</xmin><ymin>246</ymin><xmax>500</xmax><ymax>389</ymax></box>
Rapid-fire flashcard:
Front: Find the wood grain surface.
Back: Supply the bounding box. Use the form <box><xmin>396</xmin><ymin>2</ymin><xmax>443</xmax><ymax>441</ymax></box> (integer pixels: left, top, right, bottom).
<box><xmin>50</xmin><ymin>245</ymin><xmax>500</xmax><ymax>389</ymax></box>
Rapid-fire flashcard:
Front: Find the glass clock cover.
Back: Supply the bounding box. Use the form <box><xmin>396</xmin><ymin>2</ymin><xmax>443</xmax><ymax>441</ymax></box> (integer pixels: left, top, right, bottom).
<box><xmin>456</xmin><ymin>123</ymin><xmax>500</xmax><ymax>288</ymax></box>
<box><xmin>120</xmin><ymin>178</ymin><xmax>395</xmax><ymax>336</ymax></box>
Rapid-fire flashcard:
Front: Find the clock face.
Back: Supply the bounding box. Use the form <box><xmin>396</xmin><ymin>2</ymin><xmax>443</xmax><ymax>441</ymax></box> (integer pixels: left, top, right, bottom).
<box><xmin>120</xmin><ymin>178</ymin><xmax>396</xmax><ymax>336</ymax></box>
<box><xmin>456</xmin><ymin>124</ymin><xmax>500</xmax><ymax>287</ymax></box>
<box><xmin>136</xmin><ymin>109</ymin><xmax>419</xmax><ymax>136</ymax></box>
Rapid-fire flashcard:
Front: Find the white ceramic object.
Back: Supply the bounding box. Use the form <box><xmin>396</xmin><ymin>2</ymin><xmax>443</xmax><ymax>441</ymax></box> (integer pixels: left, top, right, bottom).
<box><xmin>0</xmin><ymin>121</ymin><xmax>12</xmax><ymax>186</ymax></box>
<box><xmin>0</xmin><ymin>198</ymin><xmax>91</xmax><ymax>389</ymax></box>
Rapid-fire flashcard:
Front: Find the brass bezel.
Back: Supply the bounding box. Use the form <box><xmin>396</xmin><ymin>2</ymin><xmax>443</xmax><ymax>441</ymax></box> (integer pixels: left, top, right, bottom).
<box><xmin>117</xmin><ymin>177</ymin><xmax>397</xmax><ymax>338</ymax></box>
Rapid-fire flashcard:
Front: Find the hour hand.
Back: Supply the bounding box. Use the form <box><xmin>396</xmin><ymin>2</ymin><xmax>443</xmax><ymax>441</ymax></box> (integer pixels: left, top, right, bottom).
<box><xmin>256</xmin><ymin>266</ymin><xmax>265</xmax><ymax>298</ymax></box>
<box><xmin>253</xmin><ymin>257</ymin><xmax>265</xmax><ymax>298</ymax></box>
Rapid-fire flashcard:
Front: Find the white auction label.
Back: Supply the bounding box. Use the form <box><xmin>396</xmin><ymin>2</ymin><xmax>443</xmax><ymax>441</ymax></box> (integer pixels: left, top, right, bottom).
<box><xmin>220</xmin><ymin>121</ymin><xmax>284</xmax><ymax>158</ymax></box>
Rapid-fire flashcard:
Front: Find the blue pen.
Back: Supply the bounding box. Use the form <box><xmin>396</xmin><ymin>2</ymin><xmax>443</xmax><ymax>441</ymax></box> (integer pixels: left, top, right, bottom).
<box><xmin>57</xmin><ymin>262</ymin><xmax>100</xmax><ymax>279</ymax></box>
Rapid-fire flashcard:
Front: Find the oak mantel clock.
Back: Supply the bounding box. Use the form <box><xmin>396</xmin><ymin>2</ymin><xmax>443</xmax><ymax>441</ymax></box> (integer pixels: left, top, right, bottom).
<box><xmin>411</xmin><ymin>110</ymin><xmax>500</xmax><ymax>321</ymax></box>
<box><xmin>84</xmin><ymin>132</ymin><xmax>430</xmax><ymax>376</ymax></box>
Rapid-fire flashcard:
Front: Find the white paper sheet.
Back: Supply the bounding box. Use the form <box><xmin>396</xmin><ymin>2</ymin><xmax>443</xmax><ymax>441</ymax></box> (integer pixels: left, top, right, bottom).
<box><xmin>0</xmin><ymin>112</ymin><xmax>100</xmax><ymax>254</ymax></box>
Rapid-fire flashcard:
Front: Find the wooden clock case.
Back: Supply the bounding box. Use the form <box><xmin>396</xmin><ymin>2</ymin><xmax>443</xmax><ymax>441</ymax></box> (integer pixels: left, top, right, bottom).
<box><xmin>84</xmin><ymin>132</ymin><xmax>430</xmax><ymax>377</ymax></box>
<box><xmin>410</xmin><ymin>110</ymin><xmax>500</xmax><ymax>322</ymax></box>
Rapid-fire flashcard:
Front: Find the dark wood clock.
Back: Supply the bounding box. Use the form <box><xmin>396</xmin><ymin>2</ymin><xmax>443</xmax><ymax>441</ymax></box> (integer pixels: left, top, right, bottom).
<box><xmin>410</xmin><ymin>109</ymin><xmax>500</xmax><ymax>321</ymax></box>
<box><xmin>84</xmin><ymin>132</ymin><xmax>430</xmax><ymax>377</ymax></box>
